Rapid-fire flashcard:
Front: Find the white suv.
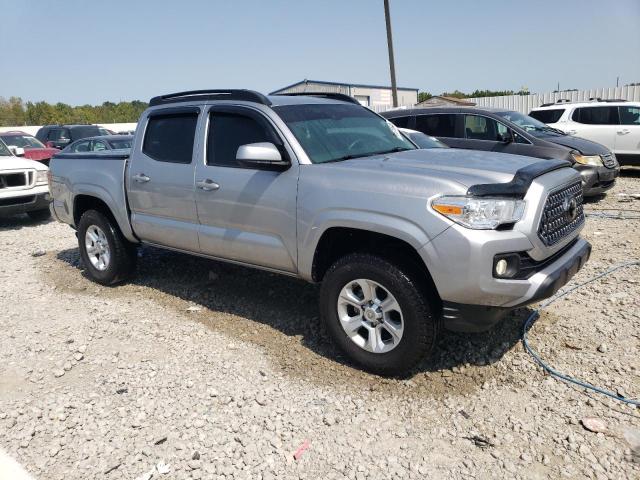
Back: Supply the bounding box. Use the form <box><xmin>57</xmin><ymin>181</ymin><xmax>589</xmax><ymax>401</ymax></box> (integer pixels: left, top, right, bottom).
<box><xmin>530</xmin><ymin>100</ymin><xmax>640</xmax><ymax>166</ymax></box>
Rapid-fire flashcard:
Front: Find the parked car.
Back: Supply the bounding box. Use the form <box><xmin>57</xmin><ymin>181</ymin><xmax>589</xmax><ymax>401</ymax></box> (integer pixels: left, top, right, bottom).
<box><xmin>35</xmin><ymin>125</ymin><xmax>103</xmax><ymax>150</ymax></box>
<box><xmin>381</xmin><ymin>107</ymin><xmax>620</xmax><ymax>196</ymax></box>
<box><xmin>0</xmin><ymin>138</ymin><xmax>51</xmax><ymax>221</ymax></box>
<box><xmin>529</xmin><ymin>100</ymin><xmax>640</xmax><ymax>166</ymax></box>
<box><xmin>62</xmin><ymin>135</ymin><xmax>134</xmax><ymax>153</ymax></box>
<box><xmin>399</xmin><ymin>128</ymin><xmax>449</xmax><ymax>149</ymax></box>
<box><xmin>0</xmin><ymin>131</ymin><xmax>58</xmax><ymax>165</ymax></box>
<box><xmin>49</xmin><ymin>89</ymin><xmax>590</xmax><ymax>376</ymax></box>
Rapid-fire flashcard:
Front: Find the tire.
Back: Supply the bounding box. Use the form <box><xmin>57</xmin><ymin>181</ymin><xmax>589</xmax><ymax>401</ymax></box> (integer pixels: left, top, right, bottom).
<box><xmin>319</xmin><ymin>253</ymin><xmax>439</xmax><ymax>377</ymax></box>
<box><xmin>77</xmin><ymin>209</ymin><xmax>137</xmax><ymax>285</ymax></box>
<box><xmin>27</xmin><ymin>208</ymin><xmax>51</xmax><ymax>222</ymax></box>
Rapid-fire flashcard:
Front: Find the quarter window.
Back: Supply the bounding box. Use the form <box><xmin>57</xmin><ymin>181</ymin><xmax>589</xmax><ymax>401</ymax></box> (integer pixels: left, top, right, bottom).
<box><xmin>415</xmin><ymin>114</ymin><xmax>457</xmax><ymax>137</ymax></box>
<box><xmin>529</xmin><ymin>109</ymin><xmax>565</xmax><ymax>123</ymax></box>
<box><xmin>571</xmin><ymin>106</ymin><xmax>619</xmax><ymax>125</ymax></box>
<box><xmin>207</xmin><ymin>111</ymin><xmax>274</xmax><ymax>167</ymax></box>
<box><xmin>143</xmin><ymin>112</ymin><xmax>198</xmax><ymax>164</ymax></box>
<box><xmin>619</xmin><ymin>106</ymin><xmax>640</xmax><ymax>125</ymax></box>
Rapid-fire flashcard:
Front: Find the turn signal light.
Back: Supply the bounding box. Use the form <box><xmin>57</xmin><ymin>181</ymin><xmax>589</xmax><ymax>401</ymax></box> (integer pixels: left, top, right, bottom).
<box><xmin>433</xmin><ymin>204</ymin><xmax>462</xmax><ymax>215</ymax></box>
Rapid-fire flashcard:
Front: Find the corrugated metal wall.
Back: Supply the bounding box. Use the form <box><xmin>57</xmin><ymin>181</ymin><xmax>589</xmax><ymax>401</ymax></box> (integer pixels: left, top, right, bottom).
<box><xmin>467</xmin><ymin>85</ymin><xmax>640</xmax><ymax>114</ymax></box>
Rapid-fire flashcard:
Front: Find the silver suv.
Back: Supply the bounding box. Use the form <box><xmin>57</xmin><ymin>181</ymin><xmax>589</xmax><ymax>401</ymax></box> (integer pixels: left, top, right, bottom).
<box><xmin>49</xmin><ymin>90</ymin><xmax>591</xmax><ymax>376</ymax></box>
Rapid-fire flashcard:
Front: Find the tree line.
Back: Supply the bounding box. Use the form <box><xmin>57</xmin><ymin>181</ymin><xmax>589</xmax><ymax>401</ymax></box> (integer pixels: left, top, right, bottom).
<box><xmin>0</xmin><ymin>97</ymin><xmax>148</xmax><ymax>127</ymax></box>
<box><xmin>418</xmin><ymin>88</ymin><xmax>531</xmax><ymax>103</ymax></box>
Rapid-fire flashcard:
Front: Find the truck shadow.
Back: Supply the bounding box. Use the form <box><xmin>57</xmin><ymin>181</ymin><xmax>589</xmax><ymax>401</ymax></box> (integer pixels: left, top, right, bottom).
<box><xmin>0</xmin><ymin>214</ymin><xmax>54</xmax><ymax>231</ymax></box>
<box><xmin>54</xmin><ymin>245</ymin><xmax>525</xmax><ymax>384</ymax></box>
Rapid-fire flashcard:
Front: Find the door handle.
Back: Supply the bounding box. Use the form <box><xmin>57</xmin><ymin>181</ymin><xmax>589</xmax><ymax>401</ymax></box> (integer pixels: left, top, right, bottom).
<box><xmin>196</xmin><ymin>179</ymin><xmax>220</xmax><ymax>191</ymax></box>
<box><xmin>133</xmin><ymin>173</ymin><xmax>150</xmax><ymax>183</ymax></box>
<box><xmin>617</xmin><ymin>129</ymin><xmax>630</xmax><ymax>135</ymax></box>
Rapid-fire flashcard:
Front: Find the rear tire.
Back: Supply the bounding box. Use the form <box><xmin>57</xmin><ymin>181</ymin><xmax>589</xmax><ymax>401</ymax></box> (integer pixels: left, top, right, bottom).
<box><xmin>319</xmin><ymin>253</ymin><xmax>439</xmax><ymax>377</ymax></box>
<box><xmin>27</xmin><ymin>208</ymin><xmax>51</xmax><ymax>222</ymax></box>
<box><xmin>77</xmin><ymin>209</ymin><xmax>137</xmax><ymax>285</ymax></box>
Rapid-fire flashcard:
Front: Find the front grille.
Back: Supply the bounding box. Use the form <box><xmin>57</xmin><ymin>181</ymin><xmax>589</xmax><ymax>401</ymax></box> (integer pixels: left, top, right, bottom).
<box><xmin>0</xmin><ymin>172</ymin><xmax>29</xmax><ymax>189</ymax></box>
<box><xmin>538</xmin><ymin>182</ymin><xmax>584</xmax><ymax>246</ymax></box>
<box><xmin>601</xmin><ymin>154</ymin><xmax>616</xmax><ymax>169</ymax></box>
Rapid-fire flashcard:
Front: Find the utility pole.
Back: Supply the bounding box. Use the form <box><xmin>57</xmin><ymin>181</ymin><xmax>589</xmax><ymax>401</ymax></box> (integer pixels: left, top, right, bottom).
<box><xmin>384</xmin><ymin>0</ymin><xmax>398</xmax><ymax>108</ymax></box>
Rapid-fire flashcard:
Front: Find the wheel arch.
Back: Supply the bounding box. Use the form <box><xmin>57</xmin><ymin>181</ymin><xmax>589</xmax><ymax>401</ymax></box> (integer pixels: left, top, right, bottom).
<box><xmin>72</xmin><ymin>191</ymin><xmax>138</xmax><ymax>243</ymax></box>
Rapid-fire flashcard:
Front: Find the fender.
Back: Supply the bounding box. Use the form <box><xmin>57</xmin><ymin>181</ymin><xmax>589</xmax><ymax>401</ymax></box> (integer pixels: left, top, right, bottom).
<box><xmin>298</xmin><ymin>208</ymin><xmax>442</xmax><ymax>281</ymax></box>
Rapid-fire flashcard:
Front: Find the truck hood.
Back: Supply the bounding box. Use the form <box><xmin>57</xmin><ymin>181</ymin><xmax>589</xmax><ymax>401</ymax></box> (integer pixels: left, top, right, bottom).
<box><xmin>0</xmin><ymin>155</ymin><xmax>49</xmax><ymax>171</ymax></box>
<box><xmin>540</xmin><ymin>133</ymin><xmax>610</xmax><ymax>155</ymax></box>
<box><xmin>321</xmin><ymin>148</ymin><xmax>547</xmax><ymax>188</ymax></box>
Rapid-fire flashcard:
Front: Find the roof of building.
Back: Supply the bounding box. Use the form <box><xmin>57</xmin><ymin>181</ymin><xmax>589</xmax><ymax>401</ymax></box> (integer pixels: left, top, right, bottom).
<box><xmin>417</xmin><ymin>96</ymin><xmax>476</xmax><ymax>106</ymax></box>
<box><xmin>270</xmin><ymin>79</ymin><xmax>419</xmax><ymax>95</ymax></box>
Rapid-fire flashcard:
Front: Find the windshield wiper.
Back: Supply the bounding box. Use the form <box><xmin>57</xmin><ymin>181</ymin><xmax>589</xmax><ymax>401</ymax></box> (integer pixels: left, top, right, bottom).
<box><xmin>325</xmin><ymin>147</ymin><xmax>412</xmax><ymax>163</ymax></box>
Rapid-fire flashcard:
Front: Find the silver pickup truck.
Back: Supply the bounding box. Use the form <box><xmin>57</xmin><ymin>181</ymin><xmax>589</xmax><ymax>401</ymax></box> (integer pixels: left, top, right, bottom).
<box><xmin>50</xmin><ymin>90</ymin><xmax>591</xmax><ymax>376</ymax></box>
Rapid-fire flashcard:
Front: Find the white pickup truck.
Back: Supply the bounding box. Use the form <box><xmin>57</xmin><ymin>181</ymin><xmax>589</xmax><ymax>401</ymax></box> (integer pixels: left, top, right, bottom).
<box><xmin>0</xmin><ymin>139</ymin><xmax>51</xmax><ymax>221</ymax></box>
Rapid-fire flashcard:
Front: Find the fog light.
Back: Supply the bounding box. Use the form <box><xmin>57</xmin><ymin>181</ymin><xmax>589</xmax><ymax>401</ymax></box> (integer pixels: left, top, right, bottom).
<box><xmin>495</xmin><ymin>259</ymin><xmax>508</xmax><ymax>276</ymax></box>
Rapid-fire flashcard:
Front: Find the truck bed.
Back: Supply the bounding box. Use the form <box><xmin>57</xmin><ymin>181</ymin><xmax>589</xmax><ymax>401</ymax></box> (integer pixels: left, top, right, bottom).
<box><xmin>49</xmin><ymin>149</ymin><xmax>138</xmax><ymax>242</ymax></box>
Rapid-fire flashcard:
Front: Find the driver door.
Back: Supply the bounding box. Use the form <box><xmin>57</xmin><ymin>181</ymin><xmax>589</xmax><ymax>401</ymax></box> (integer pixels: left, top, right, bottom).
<box><xmin>194</xmin><ymin>106</ymin><xmax>299</xmax><ymax>273</ymax></box>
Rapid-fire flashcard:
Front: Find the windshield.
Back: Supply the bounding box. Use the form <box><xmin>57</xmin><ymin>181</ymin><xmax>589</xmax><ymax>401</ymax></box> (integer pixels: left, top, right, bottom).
<box><xmin>400</xmin><ymin>129</ymin><xmax>448</xmax><ymax>149</ymax></box>
<box><xmin>0</xmin><ymin>134</ymin><xmax>46</xmax><ymax>149</ymax></box>
<box><xmin>495</xmin><ymin>111</ymin><xmax>565</xmax><ymax>137</ymax></box>
<box><xmin>108</xmin><ymin>139</ymin><xmax>133</xmax><ymax>149</ymax></box>
<box><xmin>273</xmin><ymin>104</ymin><xmax>415</xmax><ymax>163</ymax></box>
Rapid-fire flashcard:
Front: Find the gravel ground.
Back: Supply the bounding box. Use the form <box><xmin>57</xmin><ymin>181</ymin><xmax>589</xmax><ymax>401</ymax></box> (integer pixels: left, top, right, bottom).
<box><xmin>1</xmin><ymin>172</ymin><xmax>639</xmax><ymax>480</ymax></box>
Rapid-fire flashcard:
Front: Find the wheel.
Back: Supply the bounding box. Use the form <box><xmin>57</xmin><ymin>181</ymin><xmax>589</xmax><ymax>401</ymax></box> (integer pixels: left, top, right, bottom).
<box><xmin>27</xmin><ymin>208</ymin><xmax>51</xmax><ymax>221</ymax></box>
<box><xmin>319</xmin><ymin>253</ymin><xmax>439</xmax><ymax>377</ymax></box>
<box><xmin>77</xmin><ymin>209</ymin><xmax>137</xmax><ymax>285</ymax></box>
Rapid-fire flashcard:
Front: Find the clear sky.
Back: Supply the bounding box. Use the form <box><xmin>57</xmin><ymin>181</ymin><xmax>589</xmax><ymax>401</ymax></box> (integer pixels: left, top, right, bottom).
<box><xmin>1</xmin><ymin>0</ymin><xmax>639</xmax><ymax>105</ymax></box>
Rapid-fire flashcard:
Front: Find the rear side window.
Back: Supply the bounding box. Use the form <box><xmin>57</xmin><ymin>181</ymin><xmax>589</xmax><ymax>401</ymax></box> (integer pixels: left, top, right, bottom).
<box><xmin>207</xmin><ymin>112</ymin><xmax>273</xmax><ymax>167</ymax></box>
<box><xmin>143</xmin><ymin>112</ymin><xmax>198</xmax><ymax>164</ymax></box>
<box><xmin>388</xmin><ymin>116</ymin><xmax>410</xmax><ymax>128</ymax></box>
<box><xmin>529</xmin><ymin>109</ymin><xmax>565</xmax><ymax>124</ymax></box>
<box><xmin>70</xmin><ymin>140</ymin><xmax>91</xmax><ymax>152</ymax></box>
<box><xmin>415</xmin><ymin>114</ymin><xmax>457</xmax><ymax>137</ymax></box>
<box><xmin>571</xmin><ymin>106</ymin><xmax>619</xmax><ymax>125</ymax></box>
<box><xmin>619</xmin><ymin>106</ymin><xmax>640</xmax><ymax>125</ymax></box>
<box><xmin>463</xmin><ymin>115</ymin><xmax>507</xmax><ymax>141</ymax></box>
<box><xmin>48</xmin><ymin>129</ymin><xmax>70</xmax><ymax>141</ymax></box>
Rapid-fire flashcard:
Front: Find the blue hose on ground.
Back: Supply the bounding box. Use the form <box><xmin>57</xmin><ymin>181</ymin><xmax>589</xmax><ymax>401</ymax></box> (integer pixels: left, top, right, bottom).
<box><xmin>522</xmin><ymin>260</ymin><xmax>640</xmax><ymax>406</ymax></box>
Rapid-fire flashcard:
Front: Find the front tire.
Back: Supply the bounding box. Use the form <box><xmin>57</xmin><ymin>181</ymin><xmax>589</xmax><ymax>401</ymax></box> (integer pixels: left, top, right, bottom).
<box><xmin>319</xmin><ymin>253</ymin><xmax>439</xmax><ymax>377</ymax></box>
<box><xmin>77</xmin><ymin>209</ymin><xmax>137</xmax><ymax>285</ymax></box>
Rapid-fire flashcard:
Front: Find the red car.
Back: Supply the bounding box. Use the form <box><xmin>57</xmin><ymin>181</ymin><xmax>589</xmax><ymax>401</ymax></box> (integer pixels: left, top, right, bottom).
<box><xmin>0</xmin><ymin>131</ymin><xmax>59</xmax><ymax>165</ymax></box>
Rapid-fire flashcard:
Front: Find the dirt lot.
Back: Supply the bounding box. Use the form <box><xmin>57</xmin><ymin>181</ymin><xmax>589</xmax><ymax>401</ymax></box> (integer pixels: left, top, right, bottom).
<box><xmin>1</xmin><ymin>172</ymin><xmax>639</xmax><ymax>480</ymax></box>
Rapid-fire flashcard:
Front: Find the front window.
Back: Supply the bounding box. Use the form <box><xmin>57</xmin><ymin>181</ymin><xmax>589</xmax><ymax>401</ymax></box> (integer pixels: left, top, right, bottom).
<box><xmin>619</xmin><ymin>106</ymin><xmax>640</xmax><ymax>125</ymax></box>
<box><xmin>495</xmin><ymin>111</ymin><xmax>563</xmax><ymax>138</ymax></box>
<box><xmin>273</xmin><ymin>104</ymin><xmax>414</xmax><ymax>164</ymax></box>
<box><xmin>529</xmin><ymin>109</ymin><xmax>565</xmax><ymax>124</ymax></box>
<box><xmin>0</xmin><ymin>139</ymin><xmax>12</xmax><ymax>156</ymax></box>
<box><xmin>0</xmin><ymin>134</ymin><xmax>46</xmax><ymax>149</ymax></box>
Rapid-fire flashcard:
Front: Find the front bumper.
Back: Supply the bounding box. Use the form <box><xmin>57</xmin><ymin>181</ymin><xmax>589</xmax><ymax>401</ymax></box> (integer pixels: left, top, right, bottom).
<box><xmin>0</xmin><ymin>192</ymin><xmax>51</xmax><ymax>217</ymax></box>
<box><xmin>439</xmin><ymin>239</ymin><xmax>591</xmax><ymax>332</ymax></box>
<box><xmin>575</xmin><ymin>164</ymin><xmax>619</xmax><ymax>196</ymax></box>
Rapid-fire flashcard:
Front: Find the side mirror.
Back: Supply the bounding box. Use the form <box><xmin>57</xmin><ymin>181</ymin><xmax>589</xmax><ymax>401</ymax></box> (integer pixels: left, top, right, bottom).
<box><xmin>499</xmin><ymin>130</ymin><xmax>514</xmax><ymax>143</ymax></box>
<box><xmin>8</xmin><ymin>146</ymin><xmax>25</xmax><ymax>156</ymax></box>
<box><xmin>236</xmin><ymin>142</ymin><xmax>289</xmax><ymax>170</ymax></box>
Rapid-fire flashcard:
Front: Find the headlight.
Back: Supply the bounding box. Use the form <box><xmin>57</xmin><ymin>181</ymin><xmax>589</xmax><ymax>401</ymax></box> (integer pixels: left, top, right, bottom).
<box><xmin>431</xmin><ymin>196</ymin><xmax>525</xmax><ymax>229</ymax></box>
<box><xmin>35</xmin><ymin>170</ymin><xmax>48</xmax><ymax>185</ymax></box>
<box><xmin>572</xmin><ymin>153</ymin><xmax>603</xmax><ymax>166</ymax></box>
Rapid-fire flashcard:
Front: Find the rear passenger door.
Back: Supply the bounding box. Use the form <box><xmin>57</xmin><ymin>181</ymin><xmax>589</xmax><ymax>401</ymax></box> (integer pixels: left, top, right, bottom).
<box><xmin>127</xmin><ymin>107</ymin><xmax>201</xmax><ymax>251</ymax></box>
<box><xmin>194</xmin><ymin>105</ymin><xmax>298</xmax><ymax>273</ymax></box>
<box><xmin>615</xmin><ymin>105</ymin><xmax>640</xmax><ymax>156</ymax></box>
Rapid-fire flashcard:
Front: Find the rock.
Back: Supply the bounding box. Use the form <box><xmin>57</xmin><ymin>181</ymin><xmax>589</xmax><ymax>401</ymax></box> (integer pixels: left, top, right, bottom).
<box><xmin>192</xmin><ymin>451</ymin><xmax>200</xmax><ymax>460</ymax></box>
<box><xmin>156</xmin><ymin>461</ymin><xmax>171</xmax><ymax>474</ymax></box>
<box><xmin>186</xmin><ymin>305</ymin><xmax>202</xmax><ymax>313</ymax></box>
<box><xmin>53</xmin><ymin>369</ymin><xmax>65</xmax><ymax>378</ymax></box>
<box><xmin>581</xmin><ymin>417</ymin><xmax>607</xmax><ymax>433</ymax></box>
<box><xmin>74</xmin><ymin>353</ymin><xmax>84</xmax><ymax>361</ymax></box>
<box><xmin>597</xmin><ymin>344</ymin><xmax>608</xmax><ymax>353</ymax></box>
<box><xmin>255</xmin><ymin>394</ymin><xmax>267</xmax><ymax>406</ymax></box>
<box><xmin>135</xmin><ymin>470</ymin><xmax>154</xmax><ymax>480</ymax></box>
<box><xmin>31</xmin><ymin>250</ymin><xmax>46</xmax><ymax>257</ymax></box>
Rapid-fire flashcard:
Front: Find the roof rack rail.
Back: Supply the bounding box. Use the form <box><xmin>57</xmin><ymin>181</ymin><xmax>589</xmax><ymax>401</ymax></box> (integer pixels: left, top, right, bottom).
<box><xmin>149</xmin><ymin>89</ymin><xmax>271</xmax><ymax>107</ymax></box>
<box><xmin>273</xmin><ymin>92</ymin><xmax>362</xmax><ymax>105</ymax></box>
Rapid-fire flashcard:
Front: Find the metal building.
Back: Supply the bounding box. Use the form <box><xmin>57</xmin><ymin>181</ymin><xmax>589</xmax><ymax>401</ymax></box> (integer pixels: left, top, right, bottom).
<box><xmin>270</xmin><ymin>79</ymin><xmax>419</xmax><ymax>112</ymax></box>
